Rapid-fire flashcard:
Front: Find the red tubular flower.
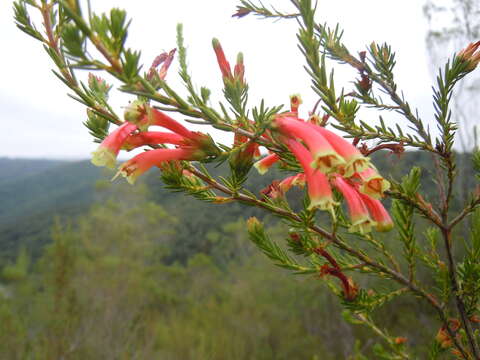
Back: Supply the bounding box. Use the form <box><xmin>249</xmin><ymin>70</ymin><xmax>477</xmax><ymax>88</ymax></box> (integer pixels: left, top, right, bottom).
<box><xmin>212</xmin><ymin>38</ymin><xmax>233</xmax><ymax>80</ymax></box>
<box><xmin>287</xmin><ymin>139</ymin><xmax>337</xmax><ymax>212</ymax></box>
<box><xmin>278</xmin><ymin>173</ymin><xmax>305</xmax><ymax>193</ymax></box>
<box><xmin>115</xmin><ymin>148</ymin><xmax>196</xmax><ymax>184</ymax></box>
<box><xmin>91</xmin><ymin>122</ymin><xmax>138</xmax><ymax>169</ymax></box>
<box><xmin>254</xmin><ymin>153</ymin><xmax>280</xmax><ymax>175</ymax></box>
<box><xmin>122</xmin><ymin>131</ymin><xmax>185</xmax><ymax>151</ymax></box>
<box><xmin>276</xmin><ymin>116</ymin><xmax>345</xmax><ymax>174</ymax></box>
<box><xmin>332</xmin><ymin>176</ymin><xmax>375</xmax><ymax>234</ymax></box>
<box><xmin>356</xmin><ymin>167</ymin><xmax>390</xmax><ymax>199</ymax></box>
<box><xmin>358</xmin><ymin>193</ymin><xmax>393</xmax><ymax>232</ymax></box>
<box><xmin>312</xmin><ymin>126</ymin><xmax>370</xmax><ymax>177</ymax></box>
<box><xmin>147</xmin><ymin>108</ymin><xmax>196</xmax><ymax>139</ymax></box>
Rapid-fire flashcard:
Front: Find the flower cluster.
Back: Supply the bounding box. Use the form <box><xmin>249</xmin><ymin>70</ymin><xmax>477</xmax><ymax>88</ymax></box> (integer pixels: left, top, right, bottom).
<box><xmin>256</xmin><ymin>113</ymin><xmax>392</xmax><ymax>234</ymax></box>
<box><xmin>91</xmin><ymin>104</ymin><xmax>219</xmax><ymax>184</ymax></box>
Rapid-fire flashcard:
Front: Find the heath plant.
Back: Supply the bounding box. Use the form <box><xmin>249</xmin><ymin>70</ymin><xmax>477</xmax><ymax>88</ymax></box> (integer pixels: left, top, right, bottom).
<box><xmin>14</xmin><ymin>0</ymin><xmax>480</xmax><ymax>358</ymax></box>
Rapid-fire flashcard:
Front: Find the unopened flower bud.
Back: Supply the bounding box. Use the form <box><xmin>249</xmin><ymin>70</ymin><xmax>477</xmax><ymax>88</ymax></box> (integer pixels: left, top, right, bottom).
<box><xmin>458</xmin><ymin>41</ymin><xmax>480</xmax><ymax>72</ymax></box>
<box><xmin>290</xmin><ymin>94</ymin><xmax>302</xmax><ymax>114</ymax></box>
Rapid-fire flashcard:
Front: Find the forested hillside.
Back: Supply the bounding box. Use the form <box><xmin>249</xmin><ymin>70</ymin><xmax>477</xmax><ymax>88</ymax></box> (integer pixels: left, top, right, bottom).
<box><xmin>0</xmin><ymin>151</ymin><xmax>475</xmax><ymax>264</ymax></box>
<box><xmin>0</xmin><ymin>151</ymin><xmax>477</xmax><ymax>358</ymax></box>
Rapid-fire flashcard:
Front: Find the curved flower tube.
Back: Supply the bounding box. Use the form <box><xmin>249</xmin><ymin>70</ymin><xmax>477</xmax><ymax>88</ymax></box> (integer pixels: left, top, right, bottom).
<box><xmin>332</xmin><ymin>176</ymin><xmax>375</xmax><ymax>234</ymax></box>
<box><xmin>276</xmin><ymin>116</ymin><xmax>345</xmax><ymax>174</ymax></box>
<box><xmin>122</xmin><ymin>131</ymin><xmax>185</xmax><ymax>151</ymax></box>
<box><xmin>114</xmin><ymin>148</ymin><xmax>195</xmax><ymax>184</ymax></box>
<box><xmin>254</xmin><ymin>153</ymin><xmax>280</xmax><ymax>175</ymax></box>
<box><xmin>286</xmin><ymin>139</ymin><xmax>337</xmax><ymax>212</ymax></box>
<box><xmin>358</xmin><ymin>193</ymin><xmax>394</xmax><ymax>232</ymax></box>
<box><xmin>91</xmin><ymin>122</ymin><xmax>138</xmax><ymax>169</ymax></box>
<box><xmin>312</xmin><ymin>125</ymin><xmax>371</xmax><ymax>177</ymax></box>
<box><xmin>355</xmin><ymin>167</ymin><xmax>390</xmax><ymax>199</ymax></box>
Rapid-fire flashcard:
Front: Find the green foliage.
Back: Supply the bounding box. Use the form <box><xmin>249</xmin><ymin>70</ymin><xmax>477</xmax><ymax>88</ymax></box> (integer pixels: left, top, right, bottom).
<box><xmin>392</xmin><ymin>168</ymin><xmax>421</xmax><ymax>280</ymax></box>
<box><xmin>11</xmin><ymin>0</ymin><xmax>480</xmax><ymax>357</ymax></box>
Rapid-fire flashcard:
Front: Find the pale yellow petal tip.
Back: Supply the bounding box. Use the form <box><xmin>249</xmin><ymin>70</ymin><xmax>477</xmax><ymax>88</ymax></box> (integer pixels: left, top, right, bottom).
<box><xmin>342</xmin><ymin>155</ymin><xmax>371</xmax><ymax>178</ymax></box>
<box><xmin>253</xmin><ymin>161</ymin><xmax>269</xmax><ymax>175</ymax></box>
<box><xmin>310</xmin><ymin>152</ymin><xmax>346</xmax><ymax>174</ymax></box>
<box><xmin>348</xmin><ymin>217</ymin><xmax>375</xmax><ymax>235</ymax></box>
<box><xmin>91</xmin><ymin>148</ymin><xmax>117</xmax><ymax>169</ymax></box>
<box><xmin>111</xmin><ymin>165</ymin><xmax>138</xmax><ymax>185</ymax></box>
<box><xmin>359</xmin><ymin>177</ymin><xmax>391</xmax><ymax>199</ymax></box>
<box><xmin>307</xmin><ymin>197</ymin><xmax>339</xmax><ymax>215</ymax></box>
<box><xmin>376</xmin><ymin>222</ymin><xmax>394</xmax><ymax>232</ymax></box>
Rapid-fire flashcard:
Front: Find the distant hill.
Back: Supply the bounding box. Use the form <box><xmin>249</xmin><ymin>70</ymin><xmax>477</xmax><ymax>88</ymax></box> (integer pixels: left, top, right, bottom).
<box><xmin>0</xmin><ymin>158</ymin><xmax>67</xmax><ymax>186</ymax></box>
<box><xmin>0</xmin><ymin>151</ymin><xmax>475</xmax><ymax>264</ymax></box>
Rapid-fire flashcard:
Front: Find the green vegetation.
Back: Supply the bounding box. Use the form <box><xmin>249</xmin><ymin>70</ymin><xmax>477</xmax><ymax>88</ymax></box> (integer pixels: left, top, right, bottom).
<box><xmin>0</xmin><ymin>154</ymin><xmax>477</xmax><ymax>357</ymax></box>
<box><xmin>0</xmin><ymin>179</ymin><xmax>435</xmax><ymax>359</ymax></box>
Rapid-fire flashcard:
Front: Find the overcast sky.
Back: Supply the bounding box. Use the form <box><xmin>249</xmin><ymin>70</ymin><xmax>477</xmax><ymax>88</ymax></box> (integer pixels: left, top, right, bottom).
<box><xmin>0</xmin><ymin>0</ymin><xmax>435</xmax><ymax>159</ymax></box>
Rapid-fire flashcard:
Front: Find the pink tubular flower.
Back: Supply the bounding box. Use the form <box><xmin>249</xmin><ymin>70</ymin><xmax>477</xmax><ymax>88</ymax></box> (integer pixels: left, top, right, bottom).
<box><xmin>312</xmin><ymin>126</ymin><xmax>370</xmax><ymax>177</ymax></box>
<box><xmin>122</xmin><ymin>131</ymin><xmax>185</xmax><ymax>151</ymax></box>
<box><xmin>147</xmin><ymin>108</ymin><xmax>195</xmax><ymax>139</ymax></box>
<box><xmin>115</xmin><ymin>148</ymin><xmax>196</xmax><ymax>184</ymax></box>
<box><xmin>212</xmin><ymin>38</ymin><xmax>233</xmax><ymax>80</ymax></box>
<box><xmin>356</xmin><ymin>167</ymin><xmax>390</xmax><ymax>199</ymax></box>
<box><xmin>287</xmin><ymin>139</ymin><xmax>337</xmax><ymax>212</ymax></box>
<box><xmin>278</xmin><ymin>173</ymin><xmax>305</xmax><ymax>193</ymax></box>
<box><xmin>254</xmin><ymin>153</ymin><xmax>280</xmax><ymax>175</ymax></box>
<box><xmin>91</xmin><ymin>122</ymin><xmax>138</xmax><ymax>169</ymax></box>
<box><xmin>332</xmin><ymin>176</ymin><xmax>375</xmax><ymax>234</ymax></box>
<box><xmin>358</xmin><ymin>193</ymin><xmax>393</xmax><ymax>232</ymax></box>
<box><xmin>275</xmin><ymin>116</ymin><xmax>345</xmax><ymax>174</ymax></box>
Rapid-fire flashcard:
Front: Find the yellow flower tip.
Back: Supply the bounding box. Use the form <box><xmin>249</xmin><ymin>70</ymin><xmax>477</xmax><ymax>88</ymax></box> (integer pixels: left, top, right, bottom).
<box><xmin>343</xmin><ymin>155</ymin><xmax>371</xmax><ymax>178</ymax></box>
<box><xmin>253</xmin><ymin>160</ymin><xmax>269</xmax><ymax>175</ymax></box>
<box><xmin>310</xmin><ymin>152</ymin><xmax>346</xmax><ymax>174</ymax></box>
<box><xmin>112</xmin><ymin>162</ymin><xmax>140</xmax><ymax>185</ymax></box>
<box><xmin>91</xmin><ymin>148</ymin><xmax>117</xmax><ymax>169</ymax></box>
<box><xmin>307</xmin><ymin>196</ymin><xmax>338</xmax><ymax>214</ymax></box>
<box><xmin>360</xmin><ymin>176</ymin><xmax>391</xmax><ymax>199</ymax></box>
<box><xmin>348</xmin><ymin>217</ymin><xmax>375</xmax><ymax>235</ymax></box>
<box><xmin>376</xmin><ymin>221</ymin><xmax>394</xmax><ymax>232</ymax></box>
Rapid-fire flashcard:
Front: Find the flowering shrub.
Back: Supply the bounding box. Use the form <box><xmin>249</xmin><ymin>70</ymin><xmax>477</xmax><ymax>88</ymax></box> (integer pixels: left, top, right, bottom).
<box><xmin>14</xmin><ymin>0</ymin><xmax>480</xmax><ymax>358</ymax></box>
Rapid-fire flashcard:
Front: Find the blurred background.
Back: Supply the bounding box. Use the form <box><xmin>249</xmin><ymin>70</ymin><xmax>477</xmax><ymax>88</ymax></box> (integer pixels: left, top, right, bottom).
<box><xmin>0</xmin><ymin>0</ymin><xmax>479</xmax><ymax>358</ymax></box>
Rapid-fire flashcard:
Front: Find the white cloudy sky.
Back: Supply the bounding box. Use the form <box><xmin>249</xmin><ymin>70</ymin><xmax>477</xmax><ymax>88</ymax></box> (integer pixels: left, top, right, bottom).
<box><xmin>1</xmin><ymin>0</ymin><xmax>437</xmax><ymax>159</ymax></box>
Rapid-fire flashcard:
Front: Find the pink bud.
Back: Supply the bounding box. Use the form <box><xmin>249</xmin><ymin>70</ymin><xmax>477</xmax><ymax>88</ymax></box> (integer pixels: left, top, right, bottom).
<box><xmin>234</xmin><ymin>52</ymin><xmax>245</xmax><ymax>84</ymax></box>
<box><xmin>212</xmin><ymin>38</ymin><xmax>233</xmax><ymax>80</ymax></box>
<box><xmin>458</xmin><ymin>41</ymin><xmax>480</xmax><ymax>71</ymax></box>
